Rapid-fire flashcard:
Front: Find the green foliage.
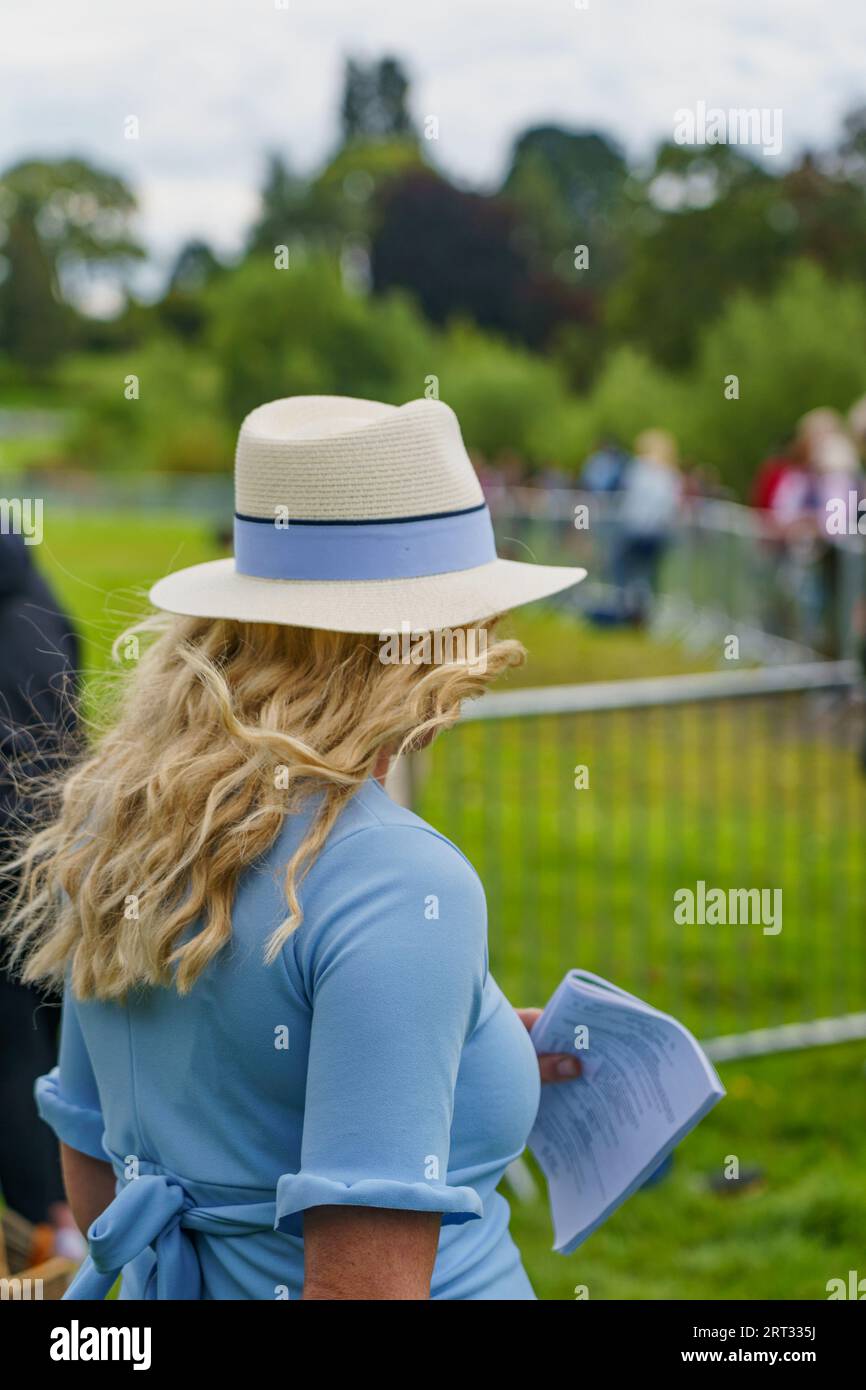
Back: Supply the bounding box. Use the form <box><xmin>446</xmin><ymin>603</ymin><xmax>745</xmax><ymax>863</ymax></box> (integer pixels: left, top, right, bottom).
<box><xmin>18</xmin><ymin>251</ymin><xmax>866</xmax><ymax>498</ymax></box>
<box><xmin>8</xmin><ymin>95</ymin><xmax>866</xmax><ymax>496</ymax></box>
<box><xmin>207</xmin><ymin>252</ymin><xmax>435</xmax><ymax>421</ymax></box>
<box><xmin>0</xmin><ymin>158</ymin><xmax>142</xmax><ymax>267</ymax></box>
<box><xmin>61</xmin><ymin>339</ymin><xmax>230</xmax><ymax>473</ymax></box>
<box><xmin>525</xmin><ymin>346</ymin><xmax>689</xmax><ymax>473</ymax></box>
<box><xmin>0</xmin><ymin>156</ymin><xmax>143</xmax><ymax>371</ymax></box>
<box><xmin>245</xmin><ymin>154</ymin><xmax>312</xmax><ymax>256</ymax></box>
<box><xmin>435</xmin><ymin>322</ymin><xmax>572</xmax><ymax>460</ymax></box>
<box><xmin>683</xmin><ymin>260</ymin><xmax>866</xmax><ymax>487</ymax></box>
<box><xmin>526</xmin><ymin>398</ymin><xmax>596</xmax><ymax>473</ymax></box>
<box><xmin>501</xmin><ymin>126</ymin><xmax>630</xmax><ymax>288</ymax></box>
<box><xmin>580</xmin><ymin>346</ymin><xmax>690</xmax><ymax>455</ymax></box>
<box><xmin>606</xmin><ymin>179</ymin><xmax>786</xmax><ymax>368</ymax></box>
<box><xmin>0</xmin><ymin>208</ymin><xmax>70</xmax><ymax>369</ymax></box>
<box><xmin>540</xmin><ymin>261</ymin><xmax>866</xmax><ymax>490</ymax></box>
<box><xmin>309</xmin><ymin>137</ymin><xmax>425</xmax><ymax>247</ymax></box>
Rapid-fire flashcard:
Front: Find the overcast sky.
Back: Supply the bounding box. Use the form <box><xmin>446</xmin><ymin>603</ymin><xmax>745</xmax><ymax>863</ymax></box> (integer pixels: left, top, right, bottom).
<box><xmin>3</xmin><ymin>0</ymin><xmax>865</xmax><ymax>270</ymax></box>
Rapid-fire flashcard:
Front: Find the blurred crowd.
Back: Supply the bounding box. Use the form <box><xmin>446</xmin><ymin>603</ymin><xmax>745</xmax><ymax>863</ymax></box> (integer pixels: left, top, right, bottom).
<box><xmin>479</xmin><ymin>402</ymin><xmax>866</xmax><ymax>654</ymax></box>
<box><xmin>481</xmin><ymin>428</ymin><xmax>730</xmax><ymax>629</ymax></box>
<box><xmin>749</xmin><ymin>402</ymin><xmax>866</xmax><ymax>658</ymax></box>
<box><xmin>579</xmin><ymin>429</ymin><xmax>687</xmax><ymax>629</ymax></box>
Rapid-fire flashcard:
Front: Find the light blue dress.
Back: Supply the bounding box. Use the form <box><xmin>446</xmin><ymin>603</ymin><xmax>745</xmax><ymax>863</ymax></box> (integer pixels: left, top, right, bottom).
<box><xmin>36</xmin><ymin>779</ymin><xmax>541</xmax><ymax>1300</ymax></box>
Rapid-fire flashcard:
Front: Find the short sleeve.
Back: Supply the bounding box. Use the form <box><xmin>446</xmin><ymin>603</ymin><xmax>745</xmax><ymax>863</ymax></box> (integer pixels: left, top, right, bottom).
<box><xmin>35</xmin><ymin>984</ymin><xmax>106</xmax><ymax>1160</ymax></box>
<box><xmin>275</xmin><ymin>824</ymin><xmax>488</xmax><ymax>1234</ymax></box>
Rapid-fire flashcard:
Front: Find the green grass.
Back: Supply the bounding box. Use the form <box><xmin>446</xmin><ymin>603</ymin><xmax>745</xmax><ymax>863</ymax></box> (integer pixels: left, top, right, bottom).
<box><xmin>0</xmin><ymin>434</ymin><xmax>69</xmax><ymax>472</ymax></box>
<box><xmin>510</xmin><ymin>1042</ymin><xmax>866</xmax><ymax>1300</ymax></box>
<box><xmin>31</xmin><ymin>508</ymin><xmax>866</xmax><ymax>1301</ymax></box>
<box><xmin>33</xmin><ymin>511</ymin><xmax>221</xmax><ymax>717</ymax></box>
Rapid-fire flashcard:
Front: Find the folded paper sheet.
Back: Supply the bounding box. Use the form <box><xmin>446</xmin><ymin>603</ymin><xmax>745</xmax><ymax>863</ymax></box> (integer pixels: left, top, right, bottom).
<box><xmin>528</xmin><ymin>970</ymin><xmax>725</xmax><ymax>1254</ymax></box>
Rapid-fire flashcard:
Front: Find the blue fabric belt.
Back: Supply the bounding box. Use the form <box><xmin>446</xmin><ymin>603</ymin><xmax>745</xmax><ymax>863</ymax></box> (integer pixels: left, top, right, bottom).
<box><xmin>233</xmin><ymin>503</ymin><xmax>497</xmax><ymax>581</ymax></box>
<box><xmin>64</xmin><ymin>1174</ymin><xmax>277</xmax><ymax>1301</ymax></box>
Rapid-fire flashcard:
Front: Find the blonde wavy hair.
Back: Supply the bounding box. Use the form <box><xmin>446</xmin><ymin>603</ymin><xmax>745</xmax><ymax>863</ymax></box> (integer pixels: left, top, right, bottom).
<box><xmin>1</xmin><ymin>613</ymin><xmax>523</xmax><ymax>1001</ymax></box>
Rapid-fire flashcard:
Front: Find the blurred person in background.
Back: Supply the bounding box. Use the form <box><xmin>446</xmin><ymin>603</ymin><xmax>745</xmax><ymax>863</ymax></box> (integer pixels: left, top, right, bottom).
<box><xmin>580</xmin><ymin>435</ymin><xmax>632</xmax><ymax>493</ymax></box>
<box><xmin>612</xmin><ymin>428</ymin><xmax>682</xmax><ymax>626</ymax></box>
<box><xmin>750</xmin><ymin>433</ymin><xmax>813</xmax><ymax>642</ymax></box>
<box><xmin>812</xmin><ymin>428</ymin><xmax>862</xmax><ymax>655</ymax></box>
<box><xmin>847</xmin><ymin>396</ymin><xmax>866</xmax><ymax>762</ymax></box>
<box><xmin>751</xmin><ymin>438</ymin><xmax>804</xmax><ymax>519</ymax></box>
<box><xmin>848</xmin><ymin>394</ymin><xmax>866</xmax><ymax>460</ymax></box>
<box><xmin>579</xmin><ymin>438</ymin><xmax>633</xmax><ymax>620</ymax></box>
<box><xmin>0</xmin><ymin>534</ymin><xmax>85</xmax><ymax>1261</ymax></box>
<box><xmin>756</xmin><ymin>409</ymin><xmax>846</xmax><ymax>537</ymax></box>
<box><xmin>753</xmin><ymin>410</ymin><xmax>857</xmax><ymax>652</ymax></box>
<box><xmin>777</xmin><ymin>409</ymin><xmax>862</xmax><ymax>656</ymax></box>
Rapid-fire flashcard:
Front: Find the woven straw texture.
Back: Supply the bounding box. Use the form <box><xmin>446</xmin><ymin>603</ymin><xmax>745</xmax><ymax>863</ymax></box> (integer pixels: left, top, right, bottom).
<box><xmin>235</xmin><ymin>397</ymin><xmax>484</xmax><ymax>520</ymax></box>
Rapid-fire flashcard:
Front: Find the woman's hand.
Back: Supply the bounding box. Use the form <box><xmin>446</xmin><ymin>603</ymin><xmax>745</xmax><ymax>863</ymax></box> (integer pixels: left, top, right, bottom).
<box><xmin>516</xmin><ymin>1008</ymin><xmax>582</xmax><ymax>1084</ymax></box>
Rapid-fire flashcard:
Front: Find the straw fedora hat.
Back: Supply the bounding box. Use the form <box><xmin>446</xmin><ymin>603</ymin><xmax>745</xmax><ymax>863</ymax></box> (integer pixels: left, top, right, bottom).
<box><xmin>150</xmin><ymin>396</ymin><xmax>586</xmax><ymax>634</ymax></box>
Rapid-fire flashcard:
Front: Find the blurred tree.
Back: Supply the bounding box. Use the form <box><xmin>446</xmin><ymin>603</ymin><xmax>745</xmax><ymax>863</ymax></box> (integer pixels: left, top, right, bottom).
<box><xmin>63</xmin><ymin>335</ymin><xmax>231</xmax><ymax>473</ymax></box>
<box><xmin>340</xmin><ymin>56</ymin><xmax>415</xmax><ymax>143</ymax></box>
<box><xmin>781</xmin><ymin>152</ymin><xmax>866</xmax><ymax>282</ymax></box>
<box><xmin>0</xmin><ymin>206</ymin><xmax>69</xmax><ymax>369</ymax></box>
<box><xmin>683</xmin><ymin>259</ymin><xmax>866</xmax><ymax>490</ymax></box>
<box><xmin>836</xmin><ymin>104</ymin><xmax>866</xmax><ymax>183</ymax></box>
<box><xmin>607</xmin><ymin>137</ymin><xmax>866</xmax><ymax>367</ymax></box>
<box><xmin>207</xmin><ymin>253</ymin><xmax>435</xmax><ymax>422</ymax></box>
<box><xmin>544</xmin><ymin>259</ymin><xmax>866</xmax><ymax>493</ymax></box>
<box><xmin>606</xmin><ymin>144</ymin><xmax>787</xmax><ymax>367</ymax></box>
<box><xmin>244</xmin><ymin>140</ymin><xmax>425</xmax><ymax>278</ymax></box>
<box><xmin>157</xmin><ymin>239</ymin><xmax>225</xmax><ymax>342</ymax></box>
<box><xmin>308</xmin><ymin>137</ymin><xmax>425</xmax><ymax>252</ymax></box>
<box><xmin>435</xmin><ymin>320</ymin><xmax>573</xmax><ymax>460</ymax></box>
<box><xmin>371</xmin><ymin>170</ymin><xmax>592</xmax><ymax>348</ymax></box>
<box><xmin>501</xmin><ymin>126</ymin><xmax>630</xmax><ymax>288</ymax></box>
<box><xmin>246</xmin><ymin>153</ymin><xmax>312</xmax><ymax>255</ymax></box>
<box><xmin>0</xmin><ymin>157</ymin><xmax>142</xmax><ymax>368</ymax></box>
<box><xmin>169</xmin><ymin>239</ymin><xmax>223</xmax><ymax>294</ymax></box>
<box><xmin>0</xmin><ymin>159</ymin><xmax>141</xmax><ymax>286</ymax></box>
<box><xmin>647</xmin><ymin>138</ymin><xmax>771</xmax><ymax>203</ymax></box>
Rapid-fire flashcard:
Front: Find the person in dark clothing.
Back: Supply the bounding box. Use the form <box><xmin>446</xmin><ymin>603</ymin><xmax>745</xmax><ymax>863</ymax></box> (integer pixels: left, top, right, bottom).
<box><xmin>0</xmin><ymin>533</ymin><xmax>83</xmax><ymax>1252</ymax></box>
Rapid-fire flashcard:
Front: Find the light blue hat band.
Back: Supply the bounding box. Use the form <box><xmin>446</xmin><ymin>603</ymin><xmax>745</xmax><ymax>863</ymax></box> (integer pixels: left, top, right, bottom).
<box><xmin>234</xmin><ymin>503</ymin><xmax>497</xmax><ymax>581</ymax></box>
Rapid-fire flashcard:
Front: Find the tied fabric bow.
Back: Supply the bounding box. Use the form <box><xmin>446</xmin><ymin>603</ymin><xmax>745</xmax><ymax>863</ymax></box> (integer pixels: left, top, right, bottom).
<box><xmin>64</xmin><ymin>1173</ymin><xmax>278</xmax><ymax>1300</ymax></box>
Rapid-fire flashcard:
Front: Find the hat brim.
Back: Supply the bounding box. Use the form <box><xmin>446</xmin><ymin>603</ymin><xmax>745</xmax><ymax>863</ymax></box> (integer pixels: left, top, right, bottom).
<box><xmin>149</xmin><ymin>558</ymin><xmax>586</xmax><ymax>635</ymax></box>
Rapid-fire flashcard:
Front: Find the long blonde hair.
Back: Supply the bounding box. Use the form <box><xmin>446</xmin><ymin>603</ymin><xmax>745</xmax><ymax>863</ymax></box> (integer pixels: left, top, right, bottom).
<box><xmin>1</xmin><ymin>613</ymin><xmax>523</xmax><ymax>1000</ymax></box>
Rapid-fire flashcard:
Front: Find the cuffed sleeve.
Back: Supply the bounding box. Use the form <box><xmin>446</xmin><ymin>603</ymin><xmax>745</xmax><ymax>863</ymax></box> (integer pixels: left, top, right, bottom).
<box><xmin>277</xmin><ymin>823</ymin><xmax>488</xmax><ymax>1234</ymax></box>
<box><xmin>275</xmin><ymin>1173</ymin><xmax>482</xmax><ymax>1235</ymax></box>
<box><xmin>34</xmin><ymin>985</ymin><xmax>106</xmax><ymax>1161</ymax></box>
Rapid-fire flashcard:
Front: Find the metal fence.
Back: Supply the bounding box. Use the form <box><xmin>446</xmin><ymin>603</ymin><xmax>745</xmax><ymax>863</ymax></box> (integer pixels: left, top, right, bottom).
<box><xmin>490</xmin><ymin>487</ymin><xmax>865</xmax><ymax>663</ymax></box>
<box><xmin>407</xmin><ymin>661</ymin><xmax>866</xmax><ymax>1061</ymax></box>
